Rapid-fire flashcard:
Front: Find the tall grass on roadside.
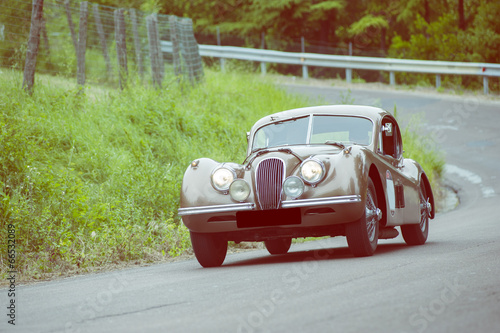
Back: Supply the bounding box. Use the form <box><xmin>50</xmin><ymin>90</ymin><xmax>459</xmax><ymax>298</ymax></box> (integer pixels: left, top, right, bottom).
<box><xmin>0</xmin><ymin>69</ymin><xmax>309</xmax><ymax>281</ymax></box>
<box><xmin>392</xmin><ymin>105</ymin><xmax>445</xmax><ymax>189</ymax></box>
<box><xmin>401</xmin><ymin>116</ymin><xmax>445</xmax><ymax>189</ymax></box>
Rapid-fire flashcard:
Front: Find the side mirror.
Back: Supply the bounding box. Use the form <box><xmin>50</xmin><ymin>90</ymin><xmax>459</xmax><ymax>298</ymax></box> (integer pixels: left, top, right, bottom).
<box><xmin>382</xmin><ymin>123</ymin><xmax>393</xmax><ymax>136</ymax></box>
<box><xmin>246</xmin><ymin>132</ymin><xmax>250</xmax><ymax>144</ymax></box>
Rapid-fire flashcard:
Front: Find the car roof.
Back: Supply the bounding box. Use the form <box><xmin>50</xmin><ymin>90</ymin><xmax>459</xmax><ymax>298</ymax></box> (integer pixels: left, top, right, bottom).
<box><xmin>251</xmin><ymin>105</ymin><xmax>391</xmax><ymax>131</ymax></box>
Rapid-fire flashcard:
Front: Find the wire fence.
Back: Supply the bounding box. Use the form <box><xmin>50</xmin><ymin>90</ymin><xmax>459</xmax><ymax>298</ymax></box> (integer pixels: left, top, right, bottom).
<box><xmin>0</xmin><ymin>0</ymin><xmax>204</xmax><ymax>90</ymax></box>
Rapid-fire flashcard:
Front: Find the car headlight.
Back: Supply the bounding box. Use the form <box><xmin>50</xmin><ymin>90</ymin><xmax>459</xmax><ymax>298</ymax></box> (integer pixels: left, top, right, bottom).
<box><xmin>283</xmin><ymin>176</ymin><xmax>305</xmax><ymax>199</ymax></box>
<box><xmin>300</xmin><ymin>158</ymin><xmax>325</xmax><ymax>185</ymax></box>
<box><xmin>229</xmin><ymin>179</ymin><xmax>251</xmax><ymax>202</ymax></box>
<box><xmin>211</xmin><ymin>166</ymin><xmax>236</xmax><ymax>192</ymax></box>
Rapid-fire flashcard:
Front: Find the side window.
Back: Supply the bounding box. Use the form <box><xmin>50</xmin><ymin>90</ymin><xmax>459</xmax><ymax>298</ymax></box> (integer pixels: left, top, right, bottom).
<box><xmin>382</xmin><ymin>119</ymin><xmax>394</xmax><ymax>157</ymax></box>
<box><xmin>381</xmin><ymin>117</ymin><xmax>402</xmax><ymax>159</ymax></box>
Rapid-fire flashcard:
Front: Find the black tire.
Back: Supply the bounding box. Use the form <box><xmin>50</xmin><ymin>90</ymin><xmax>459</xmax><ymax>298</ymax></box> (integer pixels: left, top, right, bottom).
<box><xmin>264</xmin><ymin>238</ymin><xmax>292</xmax><ymax>255</ymax></box>
<box><xmin>190</xmin><ymin>232</ymin><xmax>227</xmax><ymax>267</ymax></box>
<box><xmin>346</xmin><ymin>178</ymin><xmax>379</xmax><ymax>257</ymax></box>
<box><xmin>402</xmin><ymin>181</ymin><xmax>430</xmax><ymax>245</ymax></box>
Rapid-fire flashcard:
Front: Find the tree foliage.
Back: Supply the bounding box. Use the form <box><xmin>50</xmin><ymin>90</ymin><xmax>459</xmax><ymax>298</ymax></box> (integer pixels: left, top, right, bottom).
<box><xmin>3</xmin><ymin>0</ymin><xmax>497</xmax><ymax>62</ymax></box>
<box><xmin>1</xmin><ymin>0</ymin><xmax>498</xmax><ymax>90</ymax></box>
<box><xmin>151</xmin><ymin>0</ymin><xmax>499</xmax><ymax>65</ymax></box>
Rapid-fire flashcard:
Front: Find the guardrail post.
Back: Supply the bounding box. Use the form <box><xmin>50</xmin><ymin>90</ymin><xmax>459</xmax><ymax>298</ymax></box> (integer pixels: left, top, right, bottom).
<box><xmin>346</xmin><ymin>69</ymin><xmax>352</xmax><ymax>83</ymax></box>
<box><xmin>483</xmin><ymin>76</ymin><xmax>489</xmax><ymax>95</ymax></box>
<box><xmin>217</xmin><ymin>26</ymin><xmax>225</xmax><ymax>72</ymax></box>
<box><xmin>389</xmin><ymin>71</ymin><xmax>395</xmax><ymax>86</ymax></box>
<box><xmin>301</xmin><ymin>36</ymin><xmax>308</xmax><ymax>79</ymax></box>
<box><xmin>436</xmin><ymin>74</ymin><xmax>441</xmax><ymax>89</ymax></box>
<box><xmin>260</xmin><ymin>32</ymin><xmax>266</xmax><ymax>75</ymax></box>
<box><xmin>345</xmin><ymin>42</ymin><xmax>353</xmax><ymax>83</ymax></box>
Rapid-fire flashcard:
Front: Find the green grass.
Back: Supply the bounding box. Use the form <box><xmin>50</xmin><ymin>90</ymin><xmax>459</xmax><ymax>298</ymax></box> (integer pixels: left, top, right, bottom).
<box><xmin>0</xmin><ymin>68</ymin><xmax>309</xmax><ymax>282</ymax></box>
<box><xmin>0</xmin><ymin>68</ymin><xmax>444</xmax><ymax>282</ymax></box>
<box><xmin>391</xmin><ymin>106</ymin><xmax>445</xmax><ymax>189</ymax></box>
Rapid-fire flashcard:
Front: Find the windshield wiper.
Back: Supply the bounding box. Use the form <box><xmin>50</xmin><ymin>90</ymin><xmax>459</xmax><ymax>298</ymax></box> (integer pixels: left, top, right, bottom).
<box><xmin>325</xmin><ymin>141</ymin><xmax>345</xmax><ymax>149</ymax></box>
<box><xmin>278</xmin><ymin>147</ymin><xmax>303</xmax><ymax>162</ymax></box>
<box><xmin>244</xmin><ymin>147</ymin><xmax>303</xmax><ymax>169</ymax></box>
<box><xmin>244</xmin><ymin>149</ymin><xmax>269</xmax><ymax>168</ymax></box>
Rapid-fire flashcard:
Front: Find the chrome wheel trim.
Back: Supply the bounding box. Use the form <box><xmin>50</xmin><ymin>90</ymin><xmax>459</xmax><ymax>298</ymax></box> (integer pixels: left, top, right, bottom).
<box><xmin>365</xmin><ymin>186</ymin><xmax>378</xmax><ymax>242</ymax></box>
<box><xmin>419</xmin><ymin>187</ymin><xmax>430</xmax><ymax>233</ymax></box>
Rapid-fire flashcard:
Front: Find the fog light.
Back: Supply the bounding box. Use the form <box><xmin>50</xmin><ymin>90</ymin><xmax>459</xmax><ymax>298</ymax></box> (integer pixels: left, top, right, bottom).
<box><xmin>229</xmin><ymin>179</ymin><xmax>251</xmax><ymax>202</ymax></box>
<box><xmin>283</xmin><ymin>176</ymin><xmax>305</xmax><ymax>199</ymax></box>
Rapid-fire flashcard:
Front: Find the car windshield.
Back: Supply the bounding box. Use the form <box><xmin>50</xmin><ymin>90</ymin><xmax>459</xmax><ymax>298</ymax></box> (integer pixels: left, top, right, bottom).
<box><xmin>252</xmin><ymin>115</ymin><xmax>373</xmax><ymax>151</ymax></box>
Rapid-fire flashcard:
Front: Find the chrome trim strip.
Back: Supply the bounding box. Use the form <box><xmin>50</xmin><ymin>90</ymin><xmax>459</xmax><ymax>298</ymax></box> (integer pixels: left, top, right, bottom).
<box><xmin>281</xmin><ymin>195</ymin><xmax>361</xmax><ymax>208</ymax></box>
<box><xmin>178</xmin><ymin>203</ymin><xmax>255</xmax><ymax>216</ymax></box>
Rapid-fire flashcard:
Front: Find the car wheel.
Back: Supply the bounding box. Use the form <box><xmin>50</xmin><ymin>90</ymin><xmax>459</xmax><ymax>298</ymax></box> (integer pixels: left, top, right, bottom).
<box><xmin>402</xmin><ymin>181</ymin><xmax>430</xmax><ymax>245</ymax></box>
<box><xmin>190</xmin><ymin>232</ymin><xmax>227</xmax><ymax>267</ymax></box>
<box><xmin>264</xmin><ymin>238</ymin><xmax>292</xmax><ymax>255</ymax></box>
<box><xmin>346</xmin><ymin>178</ymin><xmax>380</xmax><ymax>257</ymax></box>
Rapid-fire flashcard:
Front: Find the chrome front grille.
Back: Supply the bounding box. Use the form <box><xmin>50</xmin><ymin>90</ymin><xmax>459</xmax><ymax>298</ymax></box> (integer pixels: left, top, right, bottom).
<box><xmin>255</xmin><ymin>158</ymin><xmax>285</xmax><ymax>210</ymax></box>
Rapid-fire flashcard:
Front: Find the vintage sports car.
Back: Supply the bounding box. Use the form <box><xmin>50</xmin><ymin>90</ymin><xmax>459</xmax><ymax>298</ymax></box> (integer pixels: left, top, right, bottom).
<box><xmin>178</xmin><ymin>105</ymin><xmax>435</xmax><ymax>267</ymax></box>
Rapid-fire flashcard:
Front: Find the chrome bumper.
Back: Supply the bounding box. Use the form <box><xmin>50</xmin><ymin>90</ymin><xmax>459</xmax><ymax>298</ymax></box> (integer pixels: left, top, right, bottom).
<box><xmin>178</xmin><ymin>195</ymin><xmax>361</xmax><ymax>216</ymax></box>
<box><xmin>281</xmin><ymin>195</ymin><xmax>361</xmax><ymax>208</ymax></box>
<box><xmin>178</xmin><ymin>203</ymin><xmax>255</xmax><ymax>216</ymax></box>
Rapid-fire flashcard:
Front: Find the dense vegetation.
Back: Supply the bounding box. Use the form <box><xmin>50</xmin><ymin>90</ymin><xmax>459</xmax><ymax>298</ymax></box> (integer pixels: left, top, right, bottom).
<box><xmin>0</xmin><ymin>67</ymin><xmax>445</xmax><ymax>282</ymax></box>
<box><xmin>163</xmin><ymin>0</ymin><xmax>499</xmax><ymax>90</ymax></box>
<box><xmin>1</xmin><ymin>0</ymin><xmax>498</xmax><ymax>91</ymax></box>
<box><xmin>0</xmin><ymin>69</ymin><xmax>306</xmax><ymax>281</ymax></box>
<box><xmin>162</xmin><ymin>0</ymin><xmax>499</xmax><ymax>62</ymax></box>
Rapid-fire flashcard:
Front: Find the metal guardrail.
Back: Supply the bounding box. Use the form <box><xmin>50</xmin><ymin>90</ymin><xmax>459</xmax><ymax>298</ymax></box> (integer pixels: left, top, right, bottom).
<box><xmin>161</xmin><ymin>41</ymin><xmax>500</xmax><ymax>94</ymax></box>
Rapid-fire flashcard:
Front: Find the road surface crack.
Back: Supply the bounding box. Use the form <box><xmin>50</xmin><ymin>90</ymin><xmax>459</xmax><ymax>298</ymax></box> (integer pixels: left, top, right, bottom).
<box><xmin>83</xmin><ymin>302</ymin><xmax>187</xmax><ymax>323</ymax></box>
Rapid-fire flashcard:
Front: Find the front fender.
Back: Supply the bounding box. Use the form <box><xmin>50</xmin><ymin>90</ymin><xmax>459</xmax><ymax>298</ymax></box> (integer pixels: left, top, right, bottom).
<box><xmin>180</xmin><ymin>158</ymin><xmax>237</xmax><ymax>209</ymax></box>
<box><xmin>295</xmin><ymin>146</ymin><xmax>369</xmax><ymax>221</ymax></box>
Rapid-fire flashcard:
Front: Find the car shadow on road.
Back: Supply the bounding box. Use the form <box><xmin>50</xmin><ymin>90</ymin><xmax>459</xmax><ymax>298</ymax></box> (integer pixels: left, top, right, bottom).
<box><xmin>223</xmin><ymin>241</ymin><xmax>436</xmax><ymax>267</ymax></box>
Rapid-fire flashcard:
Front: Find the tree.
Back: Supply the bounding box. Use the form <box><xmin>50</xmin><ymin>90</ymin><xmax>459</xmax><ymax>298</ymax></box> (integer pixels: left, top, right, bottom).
<box><xmin>458</xmin><ymin>0</ymin><xmax>465</xmax><ymax>30</ymax></box>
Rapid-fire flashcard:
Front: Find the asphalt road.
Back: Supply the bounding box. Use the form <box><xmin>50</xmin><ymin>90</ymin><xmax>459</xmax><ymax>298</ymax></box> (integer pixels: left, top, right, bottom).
<box><xmin>2</xmin><ymin>84</ymin><xmax>500</xmax><ymax>333</ymax></box>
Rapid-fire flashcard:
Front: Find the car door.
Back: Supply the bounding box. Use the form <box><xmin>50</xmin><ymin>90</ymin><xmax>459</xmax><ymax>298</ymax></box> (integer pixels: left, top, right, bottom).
<box><xmin>378</xmin><ymin>116</ymin><xmax>419</xmax><ymax>226</ymax></box>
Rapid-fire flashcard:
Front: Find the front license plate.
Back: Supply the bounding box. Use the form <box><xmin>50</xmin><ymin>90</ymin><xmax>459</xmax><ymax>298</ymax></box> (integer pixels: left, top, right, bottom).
<box><xmin>236</xmin><ymin>208</ymin><xmax>301</xmax><ymax>228</ymax></box>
